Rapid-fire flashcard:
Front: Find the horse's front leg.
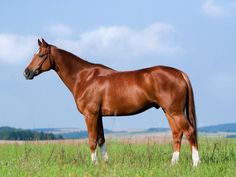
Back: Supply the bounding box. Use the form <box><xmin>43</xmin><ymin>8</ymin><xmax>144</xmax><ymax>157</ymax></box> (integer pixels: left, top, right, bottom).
<box><xmin>85</xmin><ymin>114</ymin><xmax>99</xmax><ymax>164</ymax></box>
<box><xmin>97</xmin><ymin>116</ymin><xmax>108</xmax><ymax>162</ymax></box>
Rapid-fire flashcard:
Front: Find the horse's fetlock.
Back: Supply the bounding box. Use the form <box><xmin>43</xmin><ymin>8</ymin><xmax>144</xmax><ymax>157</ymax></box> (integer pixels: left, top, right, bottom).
<box><xmin>89</xmin><ymin>139</ymin><xmax>97</xmax><ymax>151</ymax></box>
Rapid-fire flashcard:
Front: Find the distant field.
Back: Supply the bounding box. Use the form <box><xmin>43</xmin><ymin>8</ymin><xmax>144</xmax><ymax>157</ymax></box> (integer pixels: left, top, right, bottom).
<box><xmin>0</xmin><ymin>136</ymin><xmax>235</xmax><ymax>177</ymax></box>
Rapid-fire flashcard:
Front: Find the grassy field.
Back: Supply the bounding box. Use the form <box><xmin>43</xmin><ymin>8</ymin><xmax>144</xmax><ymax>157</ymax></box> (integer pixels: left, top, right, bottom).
<box><xmin>0</xmin><ymin>137</ymin><xmax>235</xmax><ymax>177</ymax></box>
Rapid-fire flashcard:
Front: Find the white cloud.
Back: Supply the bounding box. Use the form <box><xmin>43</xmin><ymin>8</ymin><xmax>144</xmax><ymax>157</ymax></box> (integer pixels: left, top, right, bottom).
<box><xmin>202</xmin><ymin>0</ymin><xmax>224</xmax><ymax>17</ymax></box>
<box><xmin>0</xmin><ymin>33</ymin><xmax>35</xmax><ymax>64</ymax></box>
<box><xmin>56</xmin><ymin>23</ymin><xmax>181</xmax><ymax>60</ymax></box>
<box><xmin>47</xmin><ymin>24</ymin><xmax>73</xmax><ymax>37</ymax></box>
<box><xmin>0</xmin><ymin>22</ymin><xmax>181</xmax><ymax>65</ymax></box>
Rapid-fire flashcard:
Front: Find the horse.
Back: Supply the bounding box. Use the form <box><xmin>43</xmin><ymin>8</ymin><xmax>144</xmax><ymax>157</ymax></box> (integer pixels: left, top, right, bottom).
<box><xmin>24</xmin><ymin>39</ymin><xmax>200</xmax><ymax>166</ymax></box>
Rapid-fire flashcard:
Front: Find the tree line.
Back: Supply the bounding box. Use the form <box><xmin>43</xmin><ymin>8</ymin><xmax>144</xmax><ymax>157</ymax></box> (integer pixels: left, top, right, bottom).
<box><xmin>0</xmin><ymin>127</ymin><xmax>63</xmax><ymax>140</ymax></box>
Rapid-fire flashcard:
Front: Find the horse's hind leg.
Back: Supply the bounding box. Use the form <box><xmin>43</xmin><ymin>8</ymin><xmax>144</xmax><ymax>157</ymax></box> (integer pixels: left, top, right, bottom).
<box><xmin>165</xmin><ymin>113</ymin><xmax>183</xmax><ymax>165</ymax></box>
<box><xmin>168</xmin><ymin>112</ymin><xmax>200</xmax><ymax>166</ymax></box>
<box><xmin>97</xmin><ymin>116</ymin><xmax>108</xmax><ymax>162</ymax></box>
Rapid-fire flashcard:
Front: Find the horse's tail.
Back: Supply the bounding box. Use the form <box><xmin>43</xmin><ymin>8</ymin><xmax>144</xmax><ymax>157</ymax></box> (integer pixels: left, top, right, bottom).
<box><xmin>181</xmin><ymin>72</ymin><xmax>198</xmax><ymax>147</ymax></box>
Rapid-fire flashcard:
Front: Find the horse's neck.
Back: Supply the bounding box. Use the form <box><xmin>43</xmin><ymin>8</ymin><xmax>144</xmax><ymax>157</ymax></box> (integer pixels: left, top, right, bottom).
<box><xmin>53</xmin><ymin>49</ymin><xmax>94</xmax><ymax>94</ymax></box>
<box><xmin>53</xmin><ymin>49</ymin><xmax>115</xmax><ymax>95</ymax></box>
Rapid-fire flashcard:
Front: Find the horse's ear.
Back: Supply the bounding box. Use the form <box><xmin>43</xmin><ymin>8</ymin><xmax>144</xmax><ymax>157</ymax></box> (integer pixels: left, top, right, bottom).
<box><xmin>38</xmin><ymin>39</ymin><xmax>42</xmax><ymax>46</ymax></box>
<box><xmin>41</xmin><ymin>38</ymin><xmax>49</xmax><ymax>47</ymax></box>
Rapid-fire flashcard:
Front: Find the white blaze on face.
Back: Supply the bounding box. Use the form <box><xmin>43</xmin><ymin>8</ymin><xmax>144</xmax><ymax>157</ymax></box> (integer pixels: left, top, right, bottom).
<box><xmin>171</xmin><ymin>151</ymin><xmax>179</xmax><ymax>165</ymax></box>
<box><xmin>192</xmin><ymin>146</ymin><xmax>200</xmax><ymax>166</ymax></box>
<box><xmin>100</xmin><ymin>143</ymin><xmax>108</xmax><ymax>162</ymax></box>
<box><xmin>35</xmin><ymin>49</ymin><xmax>40</xmax><ymax>55</ymax></box>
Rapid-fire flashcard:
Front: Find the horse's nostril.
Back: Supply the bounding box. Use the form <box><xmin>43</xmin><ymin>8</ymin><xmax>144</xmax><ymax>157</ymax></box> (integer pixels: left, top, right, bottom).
<box><xmin>24</xmin><ymin>68</ymin><xmax>30</xmax><ymax>77</ymax></box>
<box><xmin>34</xmin><ymin>70</ymin><xmax>39</xmax><ymax>75</ymax></box>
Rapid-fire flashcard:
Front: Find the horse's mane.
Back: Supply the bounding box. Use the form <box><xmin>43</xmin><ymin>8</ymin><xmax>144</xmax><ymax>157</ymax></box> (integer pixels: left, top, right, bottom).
<box><xmin>56</xmin><ymin>47</ymin><xmax>114</xmax><ymax>71</ymax></box>
<box><xmin>57</xmin><ymin>48</ymin><xmax>93</xmax><ymax>65</ymax></box>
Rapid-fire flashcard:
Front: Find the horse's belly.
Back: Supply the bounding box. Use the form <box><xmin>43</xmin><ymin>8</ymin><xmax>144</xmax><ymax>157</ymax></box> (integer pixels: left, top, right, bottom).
<box><xmin>100</xmin><ymin>72</ymin><xmax>156</xmax><ymax>116</ymax></box>
<box><xmin>101</xmin><ymin>93</ymin><xmax>154</xmax><ymax>116</ymax></box>
<box><xmin>101</xmin><ymin>105</ymin><xmax>147</xmax><ymax>116</ymax></box>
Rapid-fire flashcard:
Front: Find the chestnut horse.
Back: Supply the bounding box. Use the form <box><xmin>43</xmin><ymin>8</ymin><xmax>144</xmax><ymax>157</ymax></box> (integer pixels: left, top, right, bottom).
<box><xmin>24</xmin><ymin>39</ymin><xmax>200</xmax><ymax>166</ymax></box>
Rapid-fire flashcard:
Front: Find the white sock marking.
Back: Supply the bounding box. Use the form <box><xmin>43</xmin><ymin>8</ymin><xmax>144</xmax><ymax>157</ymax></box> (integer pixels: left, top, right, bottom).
<box><xmin>100</xmin><ymin>143</ymin><xmax>108</xmax><ymax>162</ymax></box>
<box><xmin>171</xmin><ymin>151</ymin><xmax>179</xmax><ymax>165</ymax></box>
<box><xmin>192</xmin><ymin>146</ymin><xmax>200</xmax><ymax>166</ymax></box>
<box><xmin>91</xmin><ymin>151</ymin><xmax>98</xmax><ymax>164</ymax></box>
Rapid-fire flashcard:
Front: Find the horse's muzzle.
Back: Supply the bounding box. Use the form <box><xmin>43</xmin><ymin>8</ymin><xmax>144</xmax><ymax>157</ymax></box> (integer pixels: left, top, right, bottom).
<box><xmin>24</xmin><ymin>68</ymin><xmax>35</xmax><ymax>80</ymax></box>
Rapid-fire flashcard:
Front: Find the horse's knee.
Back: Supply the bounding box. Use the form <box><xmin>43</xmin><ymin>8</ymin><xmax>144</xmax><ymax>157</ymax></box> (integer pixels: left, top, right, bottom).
<box><xmin>173</xmin><ymin>132</ymin><xmax>182</xmax><ymax>142</ymax></box>
<box><xmin>173</xmin><ymin>130</ymin><xmax>182</xmax><ymax>137</ymax></box>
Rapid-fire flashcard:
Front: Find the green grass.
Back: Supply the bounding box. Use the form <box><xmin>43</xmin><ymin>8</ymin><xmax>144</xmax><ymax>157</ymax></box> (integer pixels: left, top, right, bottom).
<box><xmin>0</xmin><ymin>137</ymin><xmax>236</xmax><ymax>177</ymax></box>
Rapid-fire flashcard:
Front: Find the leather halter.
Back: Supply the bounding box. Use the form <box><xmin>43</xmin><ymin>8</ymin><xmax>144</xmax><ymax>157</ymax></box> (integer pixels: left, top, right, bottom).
<box><xmin>32</xmin><ymin>46</ymin><xmax>51</xmax><ymax>73</ymax></box>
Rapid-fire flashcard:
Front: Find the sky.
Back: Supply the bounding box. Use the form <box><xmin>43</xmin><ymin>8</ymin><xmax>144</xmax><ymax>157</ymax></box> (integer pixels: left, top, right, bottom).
<box><xmin>0</xmin><ymin>0</ymin><xmax>236</xmax><ymax>130</ymax></box>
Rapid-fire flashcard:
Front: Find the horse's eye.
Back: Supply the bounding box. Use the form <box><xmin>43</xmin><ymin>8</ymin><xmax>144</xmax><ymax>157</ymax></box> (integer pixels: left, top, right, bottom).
<box><xmin>38</xmin><ymin>53</ymin><xmax>44</xmax><ymax>58</ymax></box>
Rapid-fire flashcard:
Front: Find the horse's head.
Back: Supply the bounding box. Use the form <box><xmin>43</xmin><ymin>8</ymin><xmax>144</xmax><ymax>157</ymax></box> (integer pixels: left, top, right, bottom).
<box><xmin>24</xmin><ymin>38</ymin><xmax>53</xmax><ymax>80</ymax></box>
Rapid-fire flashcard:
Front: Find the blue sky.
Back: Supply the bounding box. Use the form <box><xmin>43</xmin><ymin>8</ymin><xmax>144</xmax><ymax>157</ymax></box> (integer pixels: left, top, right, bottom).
<box><xmin>0</xmin><ymin>0</ymin><xmax>236</xmax><ymax>130</ymax></box>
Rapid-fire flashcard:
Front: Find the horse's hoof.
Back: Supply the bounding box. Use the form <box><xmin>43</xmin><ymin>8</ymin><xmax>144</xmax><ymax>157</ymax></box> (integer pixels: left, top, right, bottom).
<box><xmin>171</xmin><ymin>151</ymin><xmax>179</xmax><ymax>165</ymax></box>
<box><xmin>193</xmin><ymin>159</ymin><xmax>201</xmax><ymax>167</ymax></box>
<box><xmin>171</xmin><ymin>160</ymin><xmax>178</xmax><ymax>165</ymax></box>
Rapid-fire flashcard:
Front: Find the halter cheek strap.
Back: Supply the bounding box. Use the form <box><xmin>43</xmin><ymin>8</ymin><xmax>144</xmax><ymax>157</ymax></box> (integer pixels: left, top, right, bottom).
<box><xmin>32</xmin><ymin>46</ymin><xmax>51</xmax><ymax>72</ymax></box>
